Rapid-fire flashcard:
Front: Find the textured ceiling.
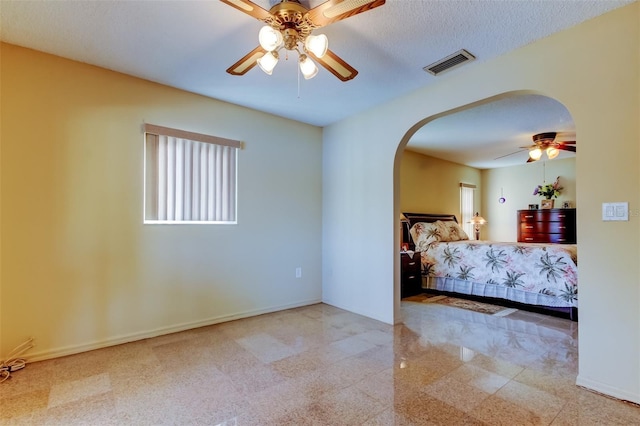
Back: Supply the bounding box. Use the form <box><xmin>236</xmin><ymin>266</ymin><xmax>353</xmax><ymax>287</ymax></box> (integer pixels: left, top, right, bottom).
<box><xmin>0</xmin><ymin>0</ymin><xmax>632</xmax><ymax>168</ymax></box>
<box><xmin>410</xmin><ymin>94</ymin><xmax>577</xmax><ymax>169</ymax></box>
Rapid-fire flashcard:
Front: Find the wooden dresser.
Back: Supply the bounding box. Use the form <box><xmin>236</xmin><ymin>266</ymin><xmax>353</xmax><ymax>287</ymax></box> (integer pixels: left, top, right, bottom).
<box><xmin>517</xmin><ymin>208</ymin><xmax>576</xmax><ymax>244</ymax></box>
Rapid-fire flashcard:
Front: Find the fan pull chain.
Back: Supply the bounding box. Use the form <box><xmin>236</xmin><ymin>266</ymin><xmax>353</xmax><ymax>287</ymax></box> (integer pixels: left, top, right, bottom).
<box><xmin>297</xmin><ymin>58</ymin><xmax>301</xmax><ymax>99</ymax></box>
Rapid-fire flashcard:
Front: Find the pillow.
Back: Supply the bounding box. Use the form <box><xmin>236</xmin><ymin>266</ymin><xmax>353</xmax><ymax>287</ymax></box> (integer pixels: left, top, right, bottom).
<box><xmin>410</xmin><ymin>221</ymin><xmax>469</xmax><ymax>250</ymax></box>
<box><xmin>409</xmin><ymin>222</ymin><xmax>442</xmax><ymax>251</ymax></box>
<box><xmin>437</xmin><ymin>220</ymin><xmax>469</xmax><ymax>242</ymax></box>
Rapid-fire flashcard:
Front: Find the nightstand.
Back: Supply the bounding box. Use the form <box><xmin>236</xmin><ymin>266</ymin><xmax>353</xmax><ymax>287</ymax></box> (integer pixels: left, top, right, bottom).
<box><xmin>401</xmin><ymin>251</ymin><xmax>422</xmax><ymax>298</ymax></box>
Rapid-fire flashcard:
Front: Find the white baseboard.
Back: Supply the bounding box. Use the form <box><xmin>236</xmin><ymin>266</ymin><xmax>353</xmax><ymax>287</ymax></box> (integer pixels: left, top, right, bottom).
<box><xmin>321</xmin><ymin>297</ymin><xmax>392</xmax><ymax>325</ymax></box>
<box><xmin>26</xmin><ymin>298</ymin><xmax>322</xmax><ymax>363</ymax></box>
<box><xmin>576</xmin><ymin>375</ymin><xmax>640</xmax><ymax>405</ymax></box>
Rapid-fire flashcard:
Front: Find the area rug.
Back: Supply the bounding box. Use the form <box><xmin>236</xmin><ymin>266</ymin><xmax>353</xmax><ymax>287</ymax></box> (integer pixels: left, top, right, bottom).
<box><xmin>403</xmin><ymin>293</ymin><xmax>517</xmax><ymax>316</ymax></box>
<box><xmin>402</xmin><ymin>293</ymin><xmax>440</xmax><ymax>303</ymax></box>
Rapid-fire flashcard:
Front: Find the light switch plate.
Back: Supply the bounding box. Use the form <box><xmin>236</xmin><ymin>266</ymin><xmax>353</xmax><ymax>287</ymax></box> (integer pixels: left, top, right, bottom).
<box><xmin>602</xmin><ymin>202</ymin><xmax>629</xmax><ymax>221</ymax></box>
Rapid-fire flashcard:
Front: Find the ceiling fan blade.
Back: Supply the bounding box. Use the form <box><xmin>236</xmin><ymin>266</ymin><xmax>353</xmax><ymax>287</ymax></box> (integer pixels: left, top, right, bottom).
<box><xmin>226</xmin><ymin>46</ymin><xmax>266</xmax><ymax>76</ymax></box>
<box><xmin>494</xmin><ymin>150</ymin><xmax>525</xmax><ymax>160</ymax></box>
<box><xmin>308</xmin><ymin>49</ymin><xmax>358</xmax><ymax>81</ymax></box>
<box><xmin>219</xmin><ymin>0</ymin><xmax>272</xmax><ymax>21</ymax></box>
<box><xmin>308</xmin><ymin>0</ymin><xmax>386</xmax><ymax>27</ymax></box>
<box><xmin>558</xmin><ymin>145</ymin><xmax>577</xmax><ymax>152</ymax></box>
<box><xmin>526</xmin><ymin>157</ymin><xmax>537</xmax><ymax>163</ymax></box>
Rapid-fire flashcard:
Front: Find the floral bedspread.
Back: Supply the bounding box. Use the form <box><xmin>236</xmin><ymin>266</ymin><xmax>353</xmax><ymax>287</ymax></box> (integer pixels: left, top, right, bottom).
<box><xmin>420</xmin><ymin>241</ymin><xmax>578</xmax><ymax>306</ymax></box>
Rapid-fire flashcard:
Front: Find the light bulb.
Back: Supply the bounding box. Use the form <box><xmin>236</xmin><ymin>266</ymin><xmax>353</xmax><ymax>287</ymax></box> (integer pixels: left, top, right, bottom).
<box><xmin>546</xmin><ymin>147</ymin><xmax>560</xmax><ymax>159</ymax></box>
<box><xmin>258</xmin><ymin>26</ymin><xmax>282</xmax><ymax>52</ymax></box>
<box><xmin>305</xmin><ymin>34</ymin><xmax>328</xmax><ymax>58</ymax></box>
<box><xmin>299</xmin><ymin>55</ymin><xmax>318</xmax><ymax>79</ymax></box>
<box><xmin>529</xmin><ymin>148</ymin><xmax>542</xmax><ymax>160</ymax></box>
<box><xmin>257</xmin><ymin>51</ymin><xmax>279</xmax><ymax>75</ymax></box>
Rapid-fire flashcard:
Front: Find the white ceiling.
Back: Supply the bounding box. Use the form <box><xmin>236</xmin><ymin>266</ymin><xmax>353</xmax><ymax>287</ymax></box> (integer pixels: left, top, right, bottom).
<box><xmin>410</xmin><ymin>93</ymin><xmax>577</xmax><ymax>169</ymax></box>
<box><xmin>0</xmin><ymin>0</ymin><xmax>631</xmax><ymax>168</ymax></box>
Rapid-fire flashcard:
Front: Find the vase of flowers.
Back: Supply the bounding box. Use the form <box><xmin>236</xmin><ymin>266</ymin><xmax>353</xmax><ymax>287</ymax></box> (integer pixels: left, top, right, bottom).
<box><xmin>533</xmin><ymin>176</ymin><xmax>562</xmax><ymax>200</ymax></box>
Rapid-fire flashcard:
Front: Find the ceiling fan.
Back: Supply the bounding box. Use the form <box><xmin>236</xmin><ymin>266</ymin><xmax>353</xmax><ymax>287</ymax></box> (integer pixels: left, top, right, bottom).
<box><xmin>523</xmin><ymin>132</ymin><xmax>576</xmax><ymax>162</ymax></box>
<box><xmin>495</xmin><ymin>132</ymin><xmax>576</xmax><ymax>163</ymax></box>
<box><xmin>220</xmin><ymin>0</ymin><xmax>386</xmax><ymax>81</ymax></box>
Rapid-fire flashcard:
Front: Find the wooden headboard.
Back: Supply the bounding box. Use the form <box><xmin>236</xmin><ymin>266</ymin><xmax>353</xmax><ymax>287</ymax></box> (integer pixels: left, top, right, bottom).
<box><xmin>401</xmin><ymin>212</ymin><xmax>458</xmax><ymax>250</ymax></box>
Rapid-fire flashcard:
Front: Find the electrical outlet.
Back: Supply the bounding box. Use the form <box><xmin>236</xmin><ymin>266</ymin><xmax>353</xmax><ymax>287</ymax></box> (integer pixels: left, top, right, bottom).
<box><xmin>295</xmin><ymin>267</ymin><xmax>302</xmax><ymax>278</ymax></box>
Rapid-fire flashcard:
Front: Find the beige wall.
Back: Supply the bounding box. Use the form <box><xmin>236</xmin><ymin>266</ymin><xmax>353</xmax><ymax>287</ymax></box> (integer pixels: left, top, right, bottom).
<box><xmin>399</xmin><ymin>150</ymin><xmax>481</xmax><ymax>225</ymax></box>
<box><xmin>322</xmin><ymin>3</ymin><xmax>639</xmax><ymax>402</ymax></box>
<box><xmin>0</xmin><ymin>44</ymin><xmax>323</xmax><ymax>360</ymax></box>
<box><xmin>482</xmin><ymin>158</ymin><xmax>576</xmax><ymax>241</ymax></box>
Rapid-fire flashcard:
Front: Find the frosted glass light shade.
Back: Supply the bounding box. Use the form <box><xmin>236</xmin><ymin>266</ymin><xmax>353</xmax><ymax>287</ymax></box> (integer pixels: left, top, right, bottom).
<box><xmin>257</xmin><ymin>51</ymin><xmax>279</xmax><ymax>75</ymax></box>
<box><xmin>305</xmin><ymin>34</ymin><xmax>328</xmax><ymax>58</ymax></box>
<box><xmin>546</xmin><ymin>147</ymin><xmax>560</xmax><ymax>159</ymax></box>
<box><xmin>529</xmin><ymin>148</ymin><xmax>542</xmax><ymax>160</ymax></box>
<box><xmin>258</xmin><ymin>26</ymin><xmax>283</xmax><ymax>51</ymax></box>
<box><xmin>468</xmin><ymin>212</ymin><xmax>487</xmax><ymax>225</ymax></box>
<box><xmin>299</xmin><ymin>55</ymin><xmax>318</xmax><ymax>79</ymax></box>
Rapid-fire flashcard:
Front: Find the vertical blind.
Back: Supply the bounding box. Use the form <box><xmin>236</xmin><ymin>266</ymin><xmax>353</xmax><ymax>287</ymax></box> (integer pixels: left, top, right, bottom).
<box><xmin>144</xmin><ymin>124</ymin><xmax>241</xmax><ymax>223</ymax></box>
<box><xmin>460</xmin><ymin>183</ymin><xmax>476</xmax><ymax>239</ymax></box>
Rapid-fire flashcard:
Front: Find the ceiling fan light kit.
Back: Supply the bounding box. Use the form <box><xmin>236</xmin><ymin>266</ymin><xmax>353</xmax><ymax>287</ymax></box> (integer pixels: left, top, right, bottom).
<box><xmin>221</xmin><ymin>0</ymin><xmax>386</xmax><ymax>81</ymax></box>
<box><xmin>495</xmin><ymin>131</ymin><xmax>576</xmax><ymax>164</ymax></box>
<box><xmin>525</xmin><ymin>132</ymin><xmax>576</xmax><ymax>163</ymax></box>
<box><xmin>546</xmin><ymin>146</ymin><xmax>560</xmax><ymax>159</ymax></box>
<box><xmin>258</xmin><ymin>25</ymin><xmax>283</xmax><ymax>51</ymax></box>
<box><xmin>529</xmin><ymin>147</ymin><xmax>543</xmax><ymax>161</ymax></box>
<box><xmin>299</xmin><ymin>54</ymin><xmax>319</xmax><ymax>79</ymax></box>
<box><xmin>305</xmin><ymin>33</ymin><xmax>329</xmax><ymax>58</ymax></box>
<box><xmin>257</xmin><ymin>50</ymin><xmax>279</xmax><ymax>74</ymax></box>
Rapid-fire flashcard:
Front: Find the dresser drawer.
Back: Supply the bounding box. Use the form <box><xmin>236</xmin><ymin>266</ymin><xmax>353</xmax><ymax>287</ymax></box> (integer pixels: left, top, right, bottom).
<box><xmin>519</xmin><ymin>222</ymin><xmax>571</xmax><ymax>234</ymax></box>
<box><xmin>401</xmin><ymin>254</ymin><xmax>420</xmax><ymax>271</ymax></box>
<box><xmin>518</xmin><ymin>211</ymin><xmax>540</xmax><ymax>223</ymax></box>
<box><xmin>519</xmin><ymin>233</ymin><xmax>573</xmax><ymax>243</ymax></box>
<box><xmin>518</xmin><ymin>209</ymin><xmax>571</xmax><ymax>223</ymax></box>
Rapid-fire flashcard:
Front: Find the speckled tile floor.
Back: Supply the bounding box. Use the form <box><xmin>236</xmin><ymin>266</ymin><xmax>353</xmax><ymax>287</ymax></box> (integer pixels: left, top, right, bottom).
<box><xmin>1</xmin><ymin>300</ymin><xmax>639</xmax><ymax>425</ymax></box>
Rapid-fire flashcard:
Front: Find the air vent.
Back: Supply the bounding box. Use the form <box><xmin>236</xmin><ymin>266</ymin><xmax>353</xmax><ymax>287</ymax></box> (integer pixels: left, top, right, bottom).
<box><xmin>423</xmin><ymin>49</ymin><xmax>476</xmax><ymax>76</ymax></box>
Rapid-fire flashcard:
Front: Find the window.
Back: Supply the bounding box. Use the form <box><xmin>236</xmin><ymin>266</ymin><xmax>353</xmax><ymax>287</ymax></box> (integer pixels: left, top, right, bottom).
<box><xmin>460</xmin><ymin>183</ymin><xmax>476</xmax><ymax>239</ymax></box>
<box><xmin>144</xmin><ymin>124</ymin><xmax>240</xmax><ymax>224</ymax></box>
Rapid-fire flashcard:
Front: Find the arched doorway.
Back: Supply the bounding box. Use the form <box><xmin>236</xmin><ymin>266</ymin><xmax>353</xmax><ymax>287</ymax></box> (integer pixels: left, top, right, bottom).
<box><xmin>394</xmin><ymin>91</ymin><xmax>579</xmax><ymax>373</ymax></box>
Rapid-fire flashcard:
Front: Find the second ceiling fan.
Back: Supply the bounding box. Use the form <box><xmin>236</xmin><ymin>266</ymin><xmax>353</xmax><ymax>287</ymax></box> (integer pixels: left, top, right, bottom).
<box><xmin>220</xmin><ymin>0</ymin><xmax>386</xmax><ymax>81</ymax></box>
<box><xmin>524</xmin><ymin>132</ymin><xmax>576</xmax><ymax>162</ymax></box>
<box><xmin>496</xmin><ymin>132</ymin><xmax>577</xmax><ymax>163</ymax></box>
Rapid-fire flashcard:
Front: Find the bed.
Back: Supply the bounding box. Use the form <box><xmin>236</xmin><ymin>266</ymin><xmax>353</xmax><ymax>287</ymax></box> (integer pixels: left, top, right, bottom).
<box><xmin>401</xmin><ymin>212</ymin><xmax>578</xmax><ymax>320</ymax></box>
